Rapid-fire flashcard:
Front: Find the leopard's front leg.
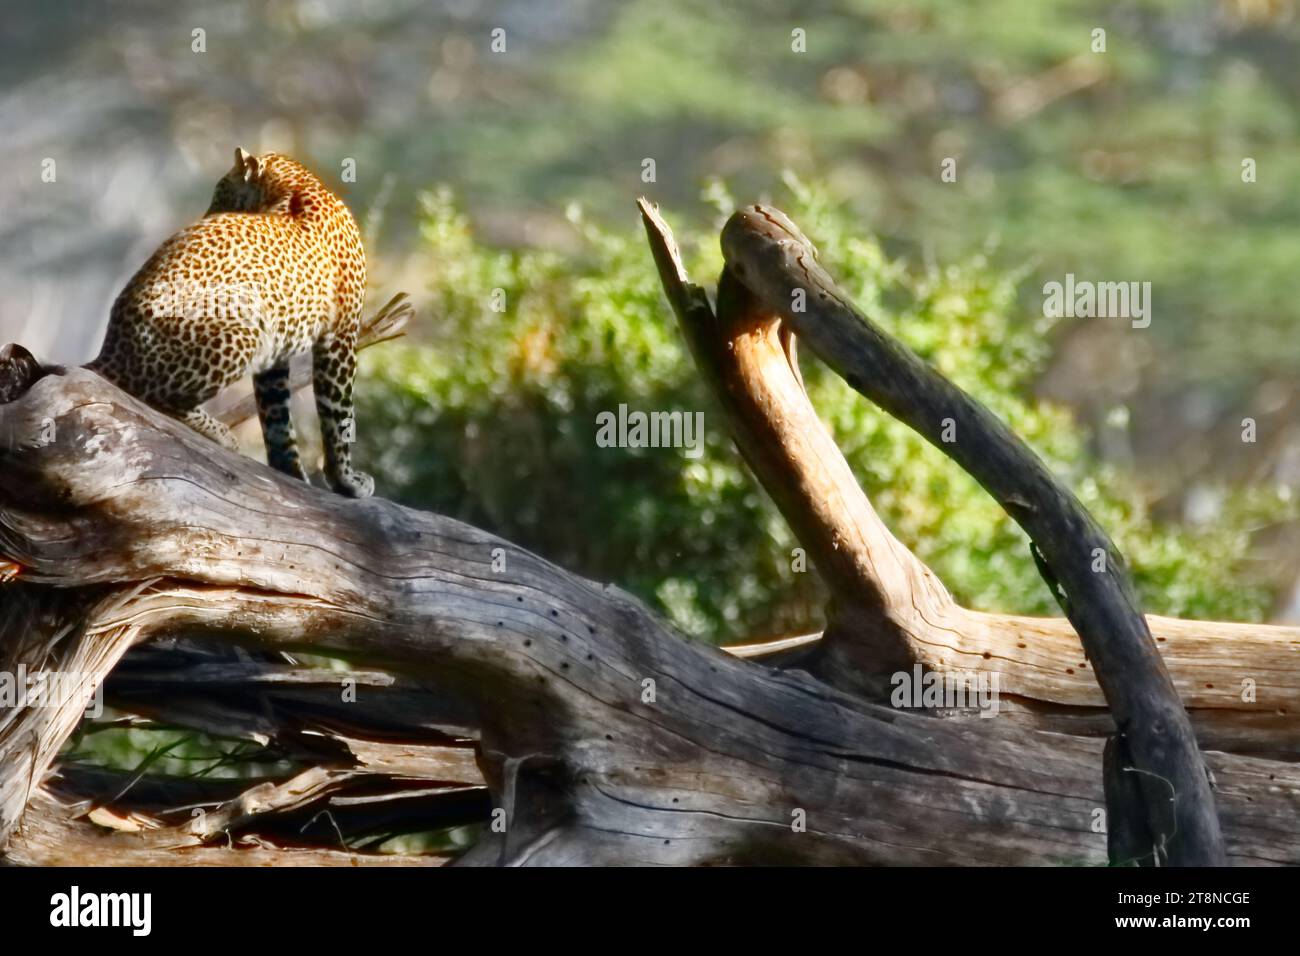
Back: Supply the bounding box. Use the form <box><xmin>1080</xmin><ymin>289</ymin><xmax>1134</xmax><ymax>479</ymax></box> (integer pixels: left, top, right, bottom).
<box><xmin>311</xmin><ymin>329</ymin><xmax>373</xmax><ymax>498</ymax></box>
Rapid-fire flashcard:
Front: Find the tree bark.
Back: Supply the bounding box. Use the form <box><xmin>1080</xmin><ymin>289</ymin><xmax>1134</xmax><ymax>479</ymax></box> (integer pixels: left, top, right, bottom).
<box><xmin>713</xmin><ymin>203</ymin><xmax>1229</xmax><ymax>864</ymax></box>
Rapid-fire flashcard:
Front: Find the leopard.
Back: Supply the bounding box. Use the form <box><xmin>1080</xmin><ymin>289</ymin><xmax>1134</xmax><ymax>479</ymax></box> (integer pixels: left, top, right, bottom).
<box><xmin>87</xmin><ymin>147</ymin><xmax>374</xmax><ymax>497</ymax></box>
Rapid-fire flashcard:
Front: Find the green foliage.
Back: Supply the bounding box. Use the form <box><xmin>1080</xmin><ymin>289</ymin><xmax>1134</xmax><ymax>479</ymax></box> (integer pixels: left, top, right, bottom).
<box><xmin>64</xmin><ymin>719</ymin><xmax>295</xmax><ymax>781</ymax></box>
<box><xmin>357</xmin><ymin>182</ymin><xmax>1291</xmax><ymax>641</ymax></box>
<box><xmin>392</xmin><ymin>0</ymin><xmax>1300</xmax><ymax>392</ymax></box>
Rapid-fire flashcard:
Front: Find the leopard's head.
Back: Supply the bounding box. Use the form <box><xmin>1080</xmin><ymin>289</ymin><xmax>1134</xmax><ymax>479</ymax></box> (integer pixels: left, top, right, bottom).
<box><xmin>207</xmin><ymin>147</ymin><xmax>267</xmax><ymax>214</ymax></box>
<box><xmin>207</xmin><ymin>148</ymin><xmax>302</xmax><ymax>216</ymax></box>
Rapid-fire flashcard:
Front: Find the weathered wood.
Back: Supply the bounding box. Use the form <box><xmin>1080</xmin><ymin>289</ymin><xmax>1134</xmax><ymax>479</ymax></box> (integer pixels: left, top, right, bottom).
<box><xmin>7</xmin><ymin>789</ymin><xmax>450</xmax><ymax>867</ymax></box>
<box><xmin>48</xmin><ymin>761</ymin><xmax>487</xmax><ymax>841</ymax></box>
<box><xmin>105</xmin><ymin>640</ymin><xmax>484</xmax><ymax>760</ymax></box>
<box><xmin>0</xmin><ymin>344</ymin><xmax>44</xmax><ymax>404</ymax></box>
<box><xmin>684</xmin><ymin>251</ymin><xmax>1300</xmax><ymax>758</ymax></box>
<box><xmin>2</xmin><ymin>367</ymin><xmax>1298</xmax><ymax>865</ymax></box>
<box><xmin>724</xmin><ymin>619</ymin><xmax>1300</xmax><ymax>734</ymax></box>
<box><xmin>717</xmin><ymin>203</ymin><xmax>1226</xmax><ymax>865</ymax></box>
<box><xmin>648</xmin><ymin>198</ymin><xmax>947</xmax><ymax>674</ymax></box>
<box><xmin>1104</xmin><ymin>735</ymin><xmax>1153</xmax><ymax>866</ymax></box>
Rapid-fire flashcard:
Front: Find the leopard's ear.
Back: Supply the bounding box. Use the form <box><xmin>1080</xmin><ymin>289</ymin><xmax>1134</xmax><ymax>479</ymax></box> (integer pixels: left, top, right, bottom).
<box><xmin>235</xmin><ymin>147</ymin><xmax>261</xmax><ymax>182</ymax></box>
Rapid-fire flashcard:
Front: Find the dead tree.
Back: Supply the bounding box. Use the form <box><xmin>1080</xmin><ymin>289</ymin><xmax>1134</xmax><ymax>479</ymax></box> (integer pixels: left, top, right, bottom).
<box><xmin>0</xmin><ymin>208</ymin><xmax>1296</xmax><ymax>867</ymax></box>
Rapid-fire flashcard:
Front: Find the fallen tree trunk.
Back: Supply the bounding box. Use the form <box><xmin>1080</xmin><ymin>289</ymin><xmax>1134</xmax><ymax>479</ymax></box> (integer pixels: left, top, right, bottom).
<box><xmin>0</xmin><ymin>203</ymin><xmax>1296</xmax><ymax>866</ymax></box>
<box><xmin>2</xmin><ymin>364</ymin><xmax>1298</xmax><ymax>865</ymax></box>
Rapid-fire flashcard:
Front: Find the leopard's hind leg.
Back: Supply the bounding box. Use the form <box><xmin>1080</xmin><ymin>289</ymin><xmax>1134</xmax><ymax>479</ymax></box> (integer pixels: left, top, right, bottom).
<box><xmin>254</xmin><ymin>362</ymin><xmax>309</xmax><ymax>482</ymax></box>
<box><xmin>312</xmin><ymin>329</ymin><xmax>373</xmax><ymax>498</ymax></box>
<box><xmin>150</xmin><ymin>318</ymin><xmax>257</xmax><ymax>456</ymax></box>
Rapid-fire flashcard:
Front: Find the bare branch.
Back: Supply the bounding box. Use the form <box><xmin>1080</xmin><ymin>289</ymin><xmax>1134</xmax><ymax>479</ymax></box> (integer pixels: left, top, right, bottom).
<box><xmin>718</xmin><ymin>203</ymin><xmax>1224</xmax><ymax>864</ymax></box>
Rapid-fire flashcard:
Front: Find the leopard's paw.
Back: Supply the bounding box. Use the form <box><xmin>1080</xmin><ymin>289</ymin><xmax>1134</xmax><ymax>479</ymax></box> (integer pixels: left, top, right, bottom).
<box><xmin>330</xmin><ymin>468</ymin><xmax>374</xmax><ymax>499</ymax></box>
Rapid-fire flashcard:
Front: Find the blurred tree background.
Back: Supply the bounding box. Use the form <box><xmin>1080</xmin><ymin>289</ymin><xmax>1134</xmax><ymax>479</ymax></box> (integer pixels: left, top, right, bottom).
<box><xmin>355</xmin><ymin>181</ymin><xmax>1291</xmax><ymax>641</ymax></box>
<box><xmin>3</xmin><ymin>0</ymin><xmax>1298</xmax><ymax>643</ymax></box>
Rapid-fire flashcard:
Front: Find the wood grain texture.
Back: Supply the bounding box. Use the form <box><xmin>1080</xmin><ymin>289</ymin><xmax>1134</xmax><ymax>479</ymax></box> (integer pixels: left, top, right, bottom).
<box><xmin>2</xmin><ymin>362</ymin><xmax>1296</xmax><ymax>866</ymax></box>
<box><xmin>714</xmin><ymin>203</ymin><xmax>1228</xmax><ymax>864</ymax></box>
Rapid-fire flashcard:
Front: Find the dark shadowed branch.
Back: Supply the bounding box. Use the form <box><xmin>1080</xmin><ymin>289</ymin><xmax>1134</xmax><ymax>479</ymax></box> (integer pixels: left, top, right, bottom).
<box><xmin>711</xmin><ymin>203</ymin><xmax>1221</xmax><ymax>864</ymax></box>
